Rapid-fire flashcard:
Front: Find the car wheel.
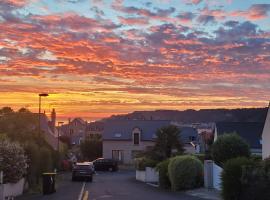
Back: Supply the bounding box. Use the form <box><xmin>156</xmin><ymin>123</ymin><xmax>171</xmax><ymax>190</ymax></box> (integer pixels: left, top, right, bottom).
<box><xmin>88</xmin><ymin>177</ymin><xmax>93</xmax><ymax>182</ymax></box>
<box><xmin>108</xmin><ymin>167</ymin><xmax>113</xmax><ymax>172</ymax></box>
<box><xmin>72</xmin><ymin>176</ymin><xmax>76</xmax><ymax>181</ymax></box>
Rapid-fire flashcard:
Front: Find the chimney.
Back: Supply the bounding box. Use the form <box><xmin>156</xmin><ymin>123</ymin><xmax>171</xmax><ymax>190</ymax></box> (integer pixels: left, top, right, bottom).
<box><xmin>51</xmin><ymin>108</ymin><xmax>56</xmax><ymax>129</ymax></box>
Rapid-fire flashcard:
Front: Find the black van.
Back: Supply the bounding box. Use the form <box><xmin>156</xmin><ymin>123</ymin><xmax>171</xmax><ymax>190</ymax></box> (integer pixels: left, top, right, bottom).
<box><xmin>93</xmin><ymin>158</ymin><xmax>118</xmax><ymax>172</ymax></box>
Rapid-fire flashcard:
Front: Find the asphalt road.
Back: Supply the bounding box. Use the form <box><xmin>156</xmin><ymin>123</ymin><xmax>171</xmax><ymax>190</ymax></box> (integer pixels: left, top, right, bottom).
<box><xmin>17</xmin><ymin>170</ymin><xmax>205</xmax><ymax>200</ymax></box>
<box><xmin>87</xmin><ymin>171</ymin><xmax>203</xmax><ymax>200</ymax></box>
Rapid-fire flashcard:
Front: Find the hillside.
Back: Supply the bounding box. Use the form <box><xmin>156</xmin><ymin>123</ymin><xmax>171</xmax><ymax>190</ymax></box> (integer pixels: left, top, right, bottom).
<box><xmin>107</xmin><ymin>108</ymin><xmax>268</xmax><ymax>123</ymax></box>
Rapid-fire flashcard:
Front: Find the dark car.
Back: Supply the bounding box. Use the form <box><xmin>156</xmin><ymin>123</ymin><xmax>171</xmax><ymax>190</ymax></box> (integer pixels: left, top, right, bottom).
<box><xmin>72</xmin><ymin>162</ymin><xmax>94</xmax><ymax>182</ymax></box>
<box><xmin>93</xmin><ymin>158</ymin><xmax>118</xmax><ymax>172</ymax></box>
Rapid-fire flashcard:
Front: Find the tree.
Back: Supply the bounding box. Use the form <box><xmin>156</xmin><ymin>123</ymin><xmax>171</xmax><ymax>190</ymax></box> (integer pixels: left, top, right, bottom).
<box><xmin>80</xmin><ymin>135</ymin><xmax>102</xmax><ymax>161</ymax></box>
<box><xmin>212</xmin><ymin>133</ymin><xmax>250</xmax><ymax>166</ymax></box>
<box><xmin>0</xmin><ymin>138</ymin><xmax>27</xmax><ymax>183</ymax></box>
<box><xmin>153</xmin><ymin>125</ymin><xmax>184</xmax><ymax>160</ymax></box>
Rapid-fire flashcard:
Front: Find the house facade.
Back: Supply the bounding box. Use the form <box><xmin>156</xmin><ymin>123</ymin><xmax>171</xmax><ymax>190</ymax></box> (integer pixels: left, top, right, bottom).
<box><xmin>102</xmin><ymin>120</ymin><xmax>171</xmax><ymax>164</ymax></box>
<box><xmin>60</xmin><ymin>118</ymin><xmax>87</xmax><ymax>145</ymax></box>
<box><xmin>214</xmin><ymin>122</ymin><xmax>264</xmax><ymax>155</ymax></box>
<box><xmin>262</xmin><ymin>103</ymin><xmax>270</xmax><ymax>159</ymax></box>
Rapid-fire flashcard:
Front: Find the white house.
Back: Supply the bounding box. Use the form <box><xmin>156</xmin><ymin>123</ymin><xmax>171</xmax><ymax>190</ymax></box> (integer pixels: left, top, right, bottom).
<box><xmin>262</xmin><ymin>102</ymin><xmax>270</xmax><ymax>159</ymax></box>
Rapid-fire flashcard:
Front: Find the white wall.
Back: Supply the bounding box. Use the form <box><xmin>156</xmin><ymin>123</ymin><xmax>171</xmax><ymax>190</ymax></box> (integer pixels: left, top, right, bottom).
<box><xmin>103</xmin><ymin>140</ymin><xmax>154</xmax><ymax>164</ymax></box>
<box><xmin>262</xmin><ymin>104</ymin><xmax>270</xmax><ymax>159</ymax></box>
<box><xmin>213</xmin><ymin>163</ymin><xmax>222</xmax><ymax>190</ymax></box>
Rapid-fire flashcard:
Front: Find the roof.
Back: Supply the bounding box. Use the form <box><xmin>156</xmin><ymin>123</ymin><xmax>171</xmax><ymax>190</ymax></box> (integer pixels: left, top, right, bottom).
<box><xmin>102</xmin><ymin>120</ymin><xmax>171</xmax><ymax>141</ymax></box>
<box><xmin>179</xmin><ymin>127</ymin><xmax>198</xmax><ymax>144</ymax></box>
<box><xmin>215</xmin><ymin>122</ymin><xmax>264</xmax><ymax>149</ymax></box>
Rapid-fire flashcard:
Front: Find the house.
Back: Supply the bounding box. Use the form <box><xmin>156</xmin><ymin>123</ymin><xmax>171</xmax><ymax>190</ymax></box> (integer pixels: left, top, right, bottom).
<box><xmin>39</xmin><ymin>109</ymin><xmax>58</xmax><ymax>150</ymax></box>
<box><xmin>262</xmin><ymin>102</ymin><xmax>270</xmax><ymax>159</ymax></box>
<box><xmin>60</xmin><ymin>118</ymin><xmax>87</xmax><ymax>145</ymax></box>
<box><xmin>178</xmin><ymin>126</ymin><xmax>199</xmax><ymax>154</ymax></box>
<box><xmin>86</xmin><ymin>121</ymin><xmax>104</xmax><ymax>139</ymax></box>
<box><xmin>102</xmin><ymin>120</ymin><xmax>171</xmax><ymax>164</ymax></box>
<box><xmin>214</xmin><ymin>122</ymin><xmax>264</xmax><ymax>155</ymax></box>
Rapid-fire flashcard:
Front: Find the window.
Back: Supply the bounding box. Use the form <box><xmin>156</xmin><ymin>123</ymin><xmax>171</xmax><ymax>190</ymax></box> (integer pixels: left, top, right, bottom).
<box><xmin>112</xmin><ymin>150</ymin><xmax>124</xmax><ymax>163</ymax></box>
<box><xmin>189</xmin><ymin>136</ymin><xmax>195</xmax><ymax>141</ymax></box>
<box><xmin>133</xmin><ymin>133</ymin><xmax>140</xmax><ymax>145</ymax></box>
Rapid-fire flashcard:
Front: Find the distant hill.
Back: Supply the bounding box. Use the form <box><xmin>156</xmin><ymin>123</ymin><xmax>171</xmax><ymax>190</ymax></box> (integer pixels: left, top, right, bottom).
<box><xmin>106</xmin><ymin>108</ymin><xmax>268</xmax><ymax>123</ymax></box>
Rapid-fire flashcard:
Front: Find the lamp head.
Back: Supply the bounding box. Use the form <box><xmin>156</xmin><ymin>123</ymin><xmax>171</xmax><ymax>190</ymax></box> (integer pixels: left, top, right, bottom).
<box><xmin>39</xmin><ymin>93</ymin><xmax>49</xmax><ymax>97</ymax></box>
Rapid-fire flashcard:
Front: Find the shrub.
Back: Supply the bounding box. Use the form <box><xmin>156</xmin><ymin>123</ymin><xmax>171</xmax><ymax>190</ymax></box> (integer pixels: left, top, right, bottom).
<box><xmin>39</xmin><ymin>147</ymin><xmax>53</xmax><ymax>173</ymax></box>
<box><xmin>168</xmin><ymin>155</ymin><xmax>203</xmax><ymax>191</ymax></box>
<box><xmin>156</xmin><ymin>159</ymin><xmax>171</xmax><ymax>189</ymax></box>
<box><xmin>24</xmin><ymin>141</ymin><xmax>40</xmax><ymax>186</ymax></box>
<box><xmin>194</xmin><ymin>154</ymin><xmax>207</xmax><ymax>163</ymax></box>
<box><xmin>221</xmin><ymin>157</ymin><xmax>253</xmax><ymax>200</ymax></box>
<box><xmin>212</xmin><ymin>133</ymin><xmax>250</xmax><ymax>166</ymax></box>
<box><xmin>135</xmin><ymin>157</ymin><xmax>158</xmax><ymax>171</ymax></box>
<box><xmin>240</xmin><ymin>158</ymin><xmax>270</xmax><ymax>200</ymax></box>
<box><xmin>0</xmin><ymin>139</ymin><xmax>27</xmax><ymax>183</ymax></box>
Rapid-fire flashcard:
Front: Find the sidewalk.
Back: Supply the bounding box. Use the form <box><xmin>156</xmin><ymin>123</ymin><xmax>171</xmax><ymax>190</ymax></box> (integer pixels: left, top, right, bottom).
<box><xmin>185</xmin><ymin>188</ymin><xmax>221</xmax><ymax>200</ymax></box>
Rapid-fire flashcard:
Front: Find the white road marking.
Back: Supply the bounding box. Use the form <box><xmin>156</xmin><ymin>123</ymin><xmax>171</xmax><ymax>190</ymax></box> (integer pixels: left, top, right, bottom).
<box><xmin>78</xmin><ymin>182</ymin><xmax>86</xmax><ymax>200</ymax></box>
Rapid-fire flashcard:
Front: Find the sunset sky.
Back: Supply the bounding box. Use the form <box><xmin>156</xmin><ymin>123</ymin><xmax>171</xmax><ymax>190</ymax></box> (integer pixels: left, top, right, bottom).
<box><xmin>0</xmin><ymin>0</ymin><xmax>269</xmax><ymax>121</ymax></box>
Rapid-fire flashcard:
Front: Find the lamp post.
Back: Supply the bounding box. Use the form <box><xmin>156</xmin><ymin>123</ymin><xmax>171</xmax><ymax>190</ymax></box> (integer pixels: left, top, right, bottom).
<box><xmin>38</xmin><ymin>93</ymin><xmax>49</xmax><ymax>139</ymax></box>
<box><xmin>57</xmin><ymin>121</ymin><xmax>64</xmax><ymax>152</ymax></box>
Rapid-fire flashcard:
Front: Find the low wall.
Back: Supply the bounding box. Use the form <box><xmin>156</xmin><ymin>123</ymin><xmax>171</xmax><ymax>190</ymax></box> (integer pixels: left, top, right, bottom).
<box><xmin>136</xmin><ymin>170</ymin><xmax>146</xmax><ymax>182</ymax></box>
<box><xmin>213</xmin><ymin>163</ymin><xmax>222</xmax><ymax>190</ymax></box>
<box><xmin>136</xmin><ymin>167</ymin><xmax>159</xmax><ymax>183</ymax></box>
<box><xmin>0</xmin><ymin>178</ymin><xmax>25</xmax><ymax>200</ymax></box>
<box><xmin>204</xmin><ymin>160</ymin><xmax>222</xmax><ymax>191</ymax></box>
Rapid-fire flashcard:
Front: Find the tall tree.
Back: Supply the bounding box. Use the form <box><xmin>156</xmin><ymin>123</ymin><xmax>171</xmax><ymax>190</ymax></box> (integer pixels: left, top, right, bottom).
<box><xmin>154</xmin><ymin>125</ymin><xmax>184</xmax><ymax>159</ymax></box>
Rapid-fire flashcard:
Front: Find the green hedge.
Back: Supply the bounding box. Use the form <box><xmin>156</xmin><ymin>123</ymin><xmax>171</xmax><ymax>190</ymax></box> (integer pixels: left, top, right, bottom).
<box><xmin>168</xmin><ymin>155</ymin><xmax>203</xmax><ymax>191</ymax></box>
<box><xmin>135</xmin><ymin>157</ymin><xmax>158</xmax><ymax>171</ymax></box>
<box><xmin>212</xmin><ymin>133</ymin><xmax>250</xmax><ymax>166</ymax></box>
<box><xmin>240</xmin><ymin>158</ymin><xmax>270</xmax><ymax>200</ymax></box>
<box><xmin>221</xmin><ymin>157</ymin><xmax>253</xmax><ymax>200</ymax></box>
<box><xmin>156</xmin><ymin>159</ymin><xmax>171</xmax><ymax>189</ymax></box>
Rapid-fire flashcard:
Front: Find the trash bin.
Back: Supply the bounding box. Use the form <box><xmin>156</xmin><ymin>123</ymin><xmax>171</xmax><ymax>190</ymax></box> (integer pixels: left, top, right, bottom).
<box><xmin>42</xmin><ymin>173</ymin><xmax>56</xmax><ymax>195</ymax></box>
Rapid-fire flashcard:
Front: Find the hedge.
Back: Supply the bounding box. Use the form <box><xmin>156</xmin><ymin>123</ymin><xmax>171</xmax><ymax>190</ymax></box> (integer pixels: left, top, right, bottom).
<box><xmin>212</xmin><ymin>133</ymin><xmax>250</xmax><ymax>166</ymax></box>
<box><xmin>168</xmin><ymin>155</ymin><xmax>203</xmax><ymax>191</ymax></box>
<box><xmin>156</xmin><ymin>159</ymin><xmax>171</xmax><ymax>189</ymax></box>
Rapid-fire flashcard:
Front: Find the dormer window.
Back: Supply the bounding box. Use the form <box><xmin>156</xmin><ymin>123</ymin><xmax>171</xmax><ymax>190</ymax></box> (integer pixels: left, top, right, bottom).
<box><xmin>133</xmin><ymin>133</ymin><xmax>140</xmax><ymax>145</ymax></box>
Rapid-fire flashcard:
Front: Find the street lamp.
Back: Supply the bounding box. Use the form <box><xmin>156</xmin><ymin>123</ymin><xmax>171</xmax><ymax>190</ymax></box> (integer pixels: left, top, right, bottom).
<box><xmin>38</xmin><ymin>93</ymin><xmax>49</xmax><ymax>139</ymax></box>
<box><xmin>57</xmin><ymin>121</ymin><xmax>64</xmax><ymax>152</ymax></box>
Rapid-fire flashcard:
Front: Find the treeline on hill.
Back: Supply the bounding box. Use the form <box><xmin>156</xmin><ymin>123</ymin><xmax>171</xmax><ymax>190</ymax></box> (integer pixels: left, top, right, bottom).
<box><xmin>109</xmin><ymin>107</ymin><xmax>268</xmax><ymax>122</ymax></box>
<box><xmin>0</xmin><ymin>107</ymin><xmax>65</xmax><ymax>190</ymax></box>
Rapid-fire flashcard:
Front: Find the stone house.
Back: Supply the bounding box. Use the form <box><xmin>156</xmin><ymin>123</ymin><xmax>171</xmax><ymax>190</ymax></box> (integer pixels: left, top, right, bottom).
<box><xmin>102</xmin><ymin>120</ymin><xmax>171</xmax><ymax>164</ymax></box>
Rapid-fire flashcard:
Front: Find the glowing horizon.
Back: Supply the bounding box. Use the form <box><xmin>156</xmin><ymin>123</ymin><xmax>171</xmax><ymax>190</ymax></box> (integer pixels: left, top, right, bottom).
<box><xmin>0</xmin><ymin>0</ymin><xmax>269</xmax><ymax>121</ymax></box>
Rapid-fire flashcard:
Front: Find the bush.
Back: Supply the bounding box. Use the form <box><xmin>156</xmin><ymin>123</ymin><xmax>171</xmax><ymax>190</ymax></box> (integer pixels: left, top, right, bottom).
<box><xmin>221</xmin><ymin>157</ymin><xmax>253</xmax><ymax>200</ymax></box>
<box><xmin>168</xmin><ymin>155</ymin><xmax>203</xmax><ymax>191</ymax></box>
<box><xmin>212</xmin><ymin>133</ymin><xmax>250</xmax><ymax>166</ymax></box>
<box><xmin>156</xmin><ymin>159</ymin><xmax>171</xmax><ymax>189</ymax></box>
<box><xmin>0</xmin><ymin>139</ymin><xmax>27</xmax><ymax>183</ymax></box>
<box><xmin>240</xmin><ymin>158</ymin><xmax>270</xmax><ymax>200</ymax></box>
<box><xmin>39</xmin><ymin>147</ymin><xmax>53</xmax><ymax>173</ymax></box>
<box><xmin>24</xmin><ymin>141</ymin><xmax>40</xmax><ymax>186</ymax></box>
<box><xmin>135</xmin><ymin>157</ymin><xmax>159</xmax><ymax>171</ymax></box>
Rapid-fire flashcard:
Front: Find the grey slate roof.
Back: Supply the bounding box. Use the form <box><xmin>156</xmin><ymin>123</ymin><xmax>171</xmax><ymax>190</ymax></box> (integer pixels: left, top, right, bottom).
<box><xmin>102</xmin><ymin>120</ymin><xmax>171</xmax><ymax>141</ymax></box>
<box><xmin>216</xmin><ymin>122</ymin><xmax>264</xmax><ymax>149</ymax></box>
<box><xmin>179</xmin><ymin>127</ymin><xmax>198</xmax><ymax>144</ymax></box>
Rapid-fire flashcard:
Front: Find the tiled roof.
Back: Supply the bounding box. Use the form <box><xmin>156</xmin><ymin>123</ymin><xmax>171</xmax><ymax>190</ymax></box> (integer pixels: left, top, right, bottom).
<box><xmin>102</xmin><ymin>120</ymin><xmax>171</xmax><ymax>141</ymax></box>
<box><xmin>216</xmin><ymin>122</ymin><xmax>264</xmax><ymax>149</ymax></box>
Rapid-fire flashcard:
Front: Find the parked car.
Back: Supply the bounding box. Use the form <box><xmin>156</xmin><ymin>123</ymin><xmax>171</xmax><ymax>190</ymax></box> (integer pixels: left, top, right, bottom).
<box><xmin>93</xmin><ymin>158</ymin><xmax>118</xmax><ymax>172</ymax></box>
<box><xmin>72</xmin><ymin>162</ymin><xmax>94</xmax><ymax>182</ymax></box>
